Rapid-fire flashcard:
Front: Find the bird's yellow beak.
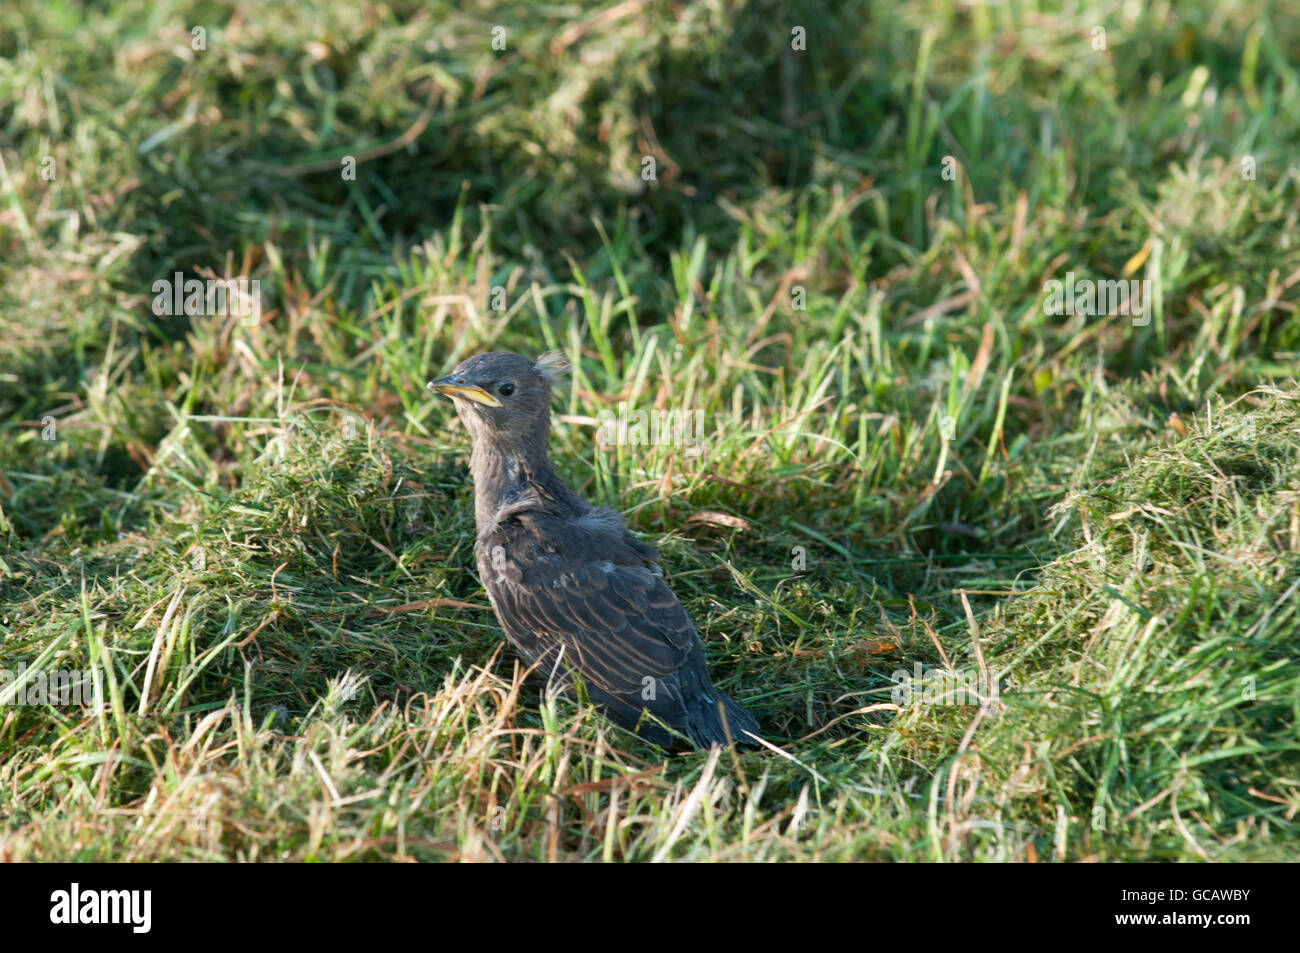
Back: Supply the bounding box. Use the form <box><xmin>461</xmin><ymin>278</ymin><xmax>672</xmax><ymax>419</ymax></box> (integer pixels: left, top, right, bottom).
<box><xmin>427</xmin><ymin>377</ymin><xmax>503</xmax><ymax>408</ymax></box>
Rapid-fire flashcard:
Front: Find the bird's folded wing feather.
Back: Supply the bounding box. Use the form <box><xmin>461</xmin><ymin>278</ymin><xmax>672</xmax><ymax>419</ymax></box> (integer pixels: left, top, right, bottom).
<box><xmin>476</xmin><ymin>509</ymin><xmax>698</xmax><ymax>696</ymax></box>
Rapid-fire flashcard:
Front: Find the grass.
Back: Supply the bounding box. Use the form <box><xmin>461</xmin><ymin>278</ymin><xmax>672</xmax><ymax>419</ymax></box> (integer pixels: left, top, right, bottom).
<box><xmin>0</xmin><ymin>0</ymin><xmax>1298</xmax><ymax>861</ymax></box>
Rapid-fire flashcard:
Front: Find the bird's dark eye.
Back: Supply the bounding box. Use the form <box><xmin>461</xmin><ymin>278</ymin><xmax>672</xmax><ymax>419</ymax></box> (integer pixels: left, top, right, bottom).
<box><xmin>498</xmin><ymin>381</ymin><xmax>515</xmax><ymax>396</ymax></box>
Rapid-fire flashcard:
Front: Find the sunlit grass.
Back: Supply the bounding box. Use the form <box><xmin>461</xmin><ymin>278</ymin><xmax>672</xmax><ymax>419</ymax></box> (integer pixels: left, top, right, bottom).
<box><xmin>1</xmin><ymin>0</ymin><xmax>1298</xmax><ymax>861</ymax></box>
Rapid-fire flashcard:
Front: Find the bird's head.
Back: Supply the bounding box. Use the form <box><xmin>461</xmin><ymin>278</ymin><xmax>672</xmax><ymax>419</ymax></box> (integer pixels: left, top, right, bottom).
<box><xmin>428</xmin><ymin>351</ymin><xmax>568</xmax><ymax>449</ymax></box>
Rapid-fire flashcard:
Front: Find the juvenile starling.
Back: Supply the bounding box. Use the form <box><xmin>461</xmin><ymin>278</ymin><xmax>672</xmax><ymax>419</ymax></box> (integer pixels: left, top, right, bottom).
<box><xmin>429</xmin><ymin>351</ymin><xmax>762</xmax><ymax>749</ymax></box>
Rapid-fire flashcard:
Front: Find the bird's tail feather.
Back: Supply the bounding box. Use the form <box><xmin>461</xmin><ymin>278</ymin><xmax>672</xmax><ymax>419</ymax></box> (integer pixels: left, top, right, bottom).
<box><xmin>689</xmin><ymin>692</ymin><xmax>763</xmax><ymax>748</ymax></box>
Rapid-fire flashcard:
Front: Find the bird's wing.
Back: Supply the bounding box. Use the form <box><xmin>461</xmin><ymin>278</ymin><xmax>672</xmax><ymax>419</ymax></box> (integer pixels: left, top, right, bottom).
<box><xmin>476</xmin><ymin>509</ymin><xmax>700</xmax><ymax>697</ymax></box>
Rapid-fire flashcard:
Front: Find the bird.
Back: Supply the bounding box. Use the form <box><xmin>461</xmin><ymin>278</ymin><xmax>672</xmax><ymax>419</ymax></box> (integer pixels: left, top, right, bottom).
<box><xmin>428</xmin><ymin>351</ymin><xmax>762</xmax><ymax>749</ymax></box>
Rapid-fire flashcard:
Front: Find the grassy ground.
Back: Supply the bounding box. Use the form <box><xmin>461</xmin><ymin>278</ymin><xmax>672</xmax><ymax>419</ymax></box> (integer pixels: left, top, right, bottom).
<box><xmin>1</xmin><ymin>0</ymin><xmax>1298</xmax><ymax>861</ymax></box>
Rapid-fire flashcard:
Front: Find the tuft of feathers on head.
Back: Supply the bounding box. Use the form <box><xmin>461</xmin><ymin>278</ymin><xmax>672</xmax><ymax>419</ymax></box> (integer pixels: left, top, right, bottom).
<box><xmin>534</xmin><ymin>351</ymin><xmax>570</xmax><ymax>384</ymax></box>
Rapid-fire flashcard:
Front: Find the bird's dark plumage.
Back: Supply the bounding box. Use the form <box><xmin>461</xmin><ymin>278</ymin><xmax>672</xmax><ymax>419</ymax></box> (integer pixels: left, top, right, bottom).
<box><xmin>429</xmin><ymin>351</ymin><xmax>761</xmax><ymax>748</ymax></box>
